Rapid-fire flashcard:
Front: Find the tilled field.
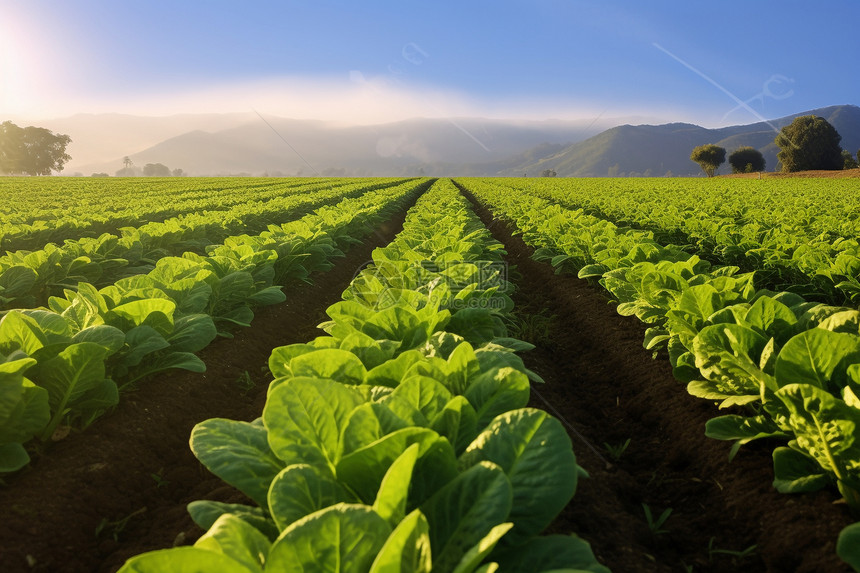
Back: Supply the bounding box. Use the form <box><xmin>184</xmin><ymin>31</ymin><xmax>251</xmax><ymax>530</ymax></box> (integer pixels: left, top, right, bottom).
<box><xmin>0</xmin><ymin>188</ymin><xmax>856</xmax><ymax>573</ymax></box>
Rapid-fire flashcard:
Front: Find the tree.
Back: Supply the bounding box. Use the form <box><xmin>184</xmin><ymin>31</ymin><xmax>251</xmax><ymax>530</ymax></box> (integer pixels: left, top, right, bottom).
<box><xmin>171</xmin><ymin>168</ymin><xmax>185</xmax><ymax>177</ymax></box>
<box><xmin>0</xmin><ymin>121</ymin><xmax>71</xmax><ymax>175</ymax></box>
<box><xmin>690</xmin><ymin>144</ymin><xmax>726</xmax><ymax>177</ymax></box>
<box><xmin>540</xmin><ymin>169</ymin><xmax>557</xmax><ymax>177</ymax></box>
<box><xmin>728</xmin><ymin>146</ymin><xmax>766</xmax><ymax>173</ymax></box>
<box><xmin>123</xmin><ymin>156</ymin><xmax>133</xmax><ymax>169</ymax></box>
<box><xmin>142</xmin><ymin>163</ymin><xmax>171</xmax><ymax>177</ymax></box>
<box><xmin>843</xmin><ymin>150</ymin><xmax>859</xmax><ymax>170</ymax></box>
<box><xmin>775</xmin><ymin>115</ymin><xmax>843</xmax><ymax>172</ymax></box>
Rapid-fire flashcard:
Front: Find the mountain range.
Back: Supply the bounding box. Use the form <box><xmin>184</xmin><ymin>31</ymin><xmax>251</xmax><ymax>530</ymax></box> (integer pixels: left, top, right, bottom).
<box><xmin>39</xmin><ymin>104</ymin><xmax>860</xmax><ymax>177</ymax></box>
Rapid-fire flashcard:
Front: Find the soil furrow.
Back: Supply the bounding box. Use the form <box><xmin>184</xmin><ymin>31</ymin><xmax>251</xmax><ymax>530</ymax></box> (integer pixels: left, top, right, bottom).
<box><xmin>460</xmin><ymin>186</ymin><xmax>854</xmax><ymax>573</ymax></box>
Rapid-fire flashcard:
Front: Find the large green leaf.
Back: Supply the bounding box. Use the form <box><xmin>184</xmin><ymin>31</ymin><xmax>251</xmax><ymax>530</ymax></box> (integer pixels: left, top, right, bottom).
<box><xmin>492</xmin><ymin>534</ymin><xmax>610</xmax><ymax>573</ymax></box>
<box><xmin>837</xmin><ymin>522</ymin><xmax>860</xmax><ymax>572</ymax></box>
<box><xmin>458</xmin><ymin>409</ymin><xmax>578</xmax><ymax>546</ymax></box>
<box><xmin>0</xmin><ymin>356</ymin><xmax>37</xmax><ymax>419</ymax></box>
<box><xmin>191</xmin><ymin>418</ymin><xmax>283</xmax><ymax>508</ymax></box>
<box><xmin>0</xmin><ymin>310</ymin><xmax>69</xmax><ymax>356</ymax></box>
<box><xmin>0</xmin><ymin>442</ymin><xmax>31</xmax><ymax>473</ymax></box>
<box><xmin>266</xmin><ymin>503</ymin><xmax>391</xmax><ymax>572</ymax></box>
<box><xmin>0</xmin><ymin>379</ymin><xmax>49</xmax><ymax>445</ymax></box>
<box><xmin>264</xmin><ymin>376</ymin><xmax>364</xmax><ymax>469</ymax></box>
<box><xmin>340</xmin><ymin>402</ymin><xmax>411</xmax><ymax>456</ymax></box>
<box><xmin>0</xmin><ymin>265</ymin><xmax>37</xmax><ymax>298</ymax></box>
<box><xmin>369</xmin><ymin>509</ymin><xmax>433</xmax><ymax>573</ymax></box>
<box><xmin>464</xmin><ymin>368</ymin><xmax>530</xmax><ymax>430</ymax></box>
<box><xmin>106</xmin><ymin>298</ymin><xmax>176</xmax><ymax>336</ymax></box>
<box><xmin>366</xmin><ymin>350</ymin><xmax>424</xmax><ymax>388</ymax></box>
<box><xmin>420</xmin><ymin>461</ymin><xmax>513</xmax><ymax>573</ymax></box>
<box><xmin>774</xmin><ymin>329</ymin><xmax>860</xmax><ymax>392</ymax></box>
<box><xmin>117</xmin><ymin>546</ymin><xmax>254</xmax><ymax>573</ymax></box>
<box><xmin>186</xmin><ymin>501</ymin><xmax>279</xmax><ymax>541</ymax></box>
<box><xmin>691</xmin><ymin>323</ymin><xmax>772</xmax><ymax>406</ymax></box>
<box><xmin>431</xmin><ymin>396</ymin><xmax>479</xmax><ymax>456</ymax></box>
<box><xmin>373</xmin><ymin>444</ymin><xmax>420</xmax><ymax>526</ymax></box>
<box><xmin>383</xmin><ymin>376</ymin><xmax>453</xmax><ymax>427</ymax></box>
<box><xmin>775</xmin><ymin>384</ymin><xmax>860</xmax><ymax>493</ymax></box>
<box><xmin>772</xmin><ymin>446</ymin><xmax>830</xmax><ymax>493</ymax></box>
<box><xmin>451</xmin><ymin>523</ymin><xmax>512</xmax><ymax>573</ymax></box>
<box><xmin>288</xmin><ymin>349</ymin><xmax>367</xmax><ymax>385</ymax></box>
<box><xmin>72</xmin><ymin>324</ymin><xmax>125</xmax><ymax>354</ymax></box>
<box><xmin>705</xmin><ymin>414</ymin><xmax>788</xmax><ymax>460</ymax></box>
<box><xmin>194</xmin><ymin>513</ymin><xmax>271</xmax><ymax>573</ymax></box>
<box><xmin>30</xmin><ymin>341</ymin><xmax>109</xmax><ymax>416</ymax></box>
<box><xmin>117</xmin><ymin>326</ymin><xmax>170</xmax><ymax>369</ymax></box>
<box><xmin>743</xmin><ymin>295</ymin><xmax>797</xmax><ymax>344</ymax></box>
<box><xmin>167</xmin><ymin>314</ymin><xmax>218</xmax><ymax>353</ymax></box>
<box><xmin>268</xmin><ymin>464</ymin><xmax>352</xmax><ymax>532</ymax></box>
<box><xmin>337</xmin><ymin>428</ymin><xmax>458</xmax><ymax>506</ymax></box>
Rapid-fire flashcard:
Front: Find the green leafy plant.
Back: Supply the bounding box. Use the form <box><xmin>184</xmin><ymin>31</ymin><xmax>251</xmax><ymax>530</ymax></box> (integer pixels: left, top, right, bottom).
<box><xmin>150</xmin><ymin>469</ymin><xmax>169</xmax><ymax>489</ymax></box>
<box><xmin>642</xmin><ymin>503</ymin><xmax>672</xmax><ymax>535</ymax></box>
<box><xmin>707</xmin><ymin>536</ymin><xmax>757</xmax><ymax>564</ymax></box>
<box><xmin>603</xmin><ymin>438</ymin><xmax>631</xmax><ymax>461</ymax></box>
<box><xmin>235</xmin><ymin>371</ymin><xmax>255</xmax><ymax>395</ymax></box>
<box><xmin>95</xmin><ymin>507</ymin><xmax>147</xmax><ymax>541</ymax></box>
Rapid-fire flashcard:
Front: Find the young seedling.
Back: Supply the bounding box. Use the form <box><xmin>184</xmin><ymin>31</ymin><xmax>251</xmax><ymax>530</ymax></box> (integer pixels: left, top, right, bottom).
<box><xmin>150</xmin><ymin>468</ymin><xmax>169</xmax><ymax>488</ymax></box>
<box><xmin>707</xmin><ymin>537</ymin><xmax>757</xmax><ymax>564</ymax></box>
<box><xmin>236</xmin><ymin>370</ymin><xmax>255</xmax><ymax>395</ymax></box>
<box><xmin>642</xmin><ymin>503</ymin><xmax>672</xmax><ymax>535</ymax></box>
<box><xmin>603</xmin><ymin>438</ymin><xmax>631</xmax><ymax>461</ymax></box>
<box><xmin>95</xmin><ymin>507</ymin><xmax>147</xmax><ymax>541</ymax></box>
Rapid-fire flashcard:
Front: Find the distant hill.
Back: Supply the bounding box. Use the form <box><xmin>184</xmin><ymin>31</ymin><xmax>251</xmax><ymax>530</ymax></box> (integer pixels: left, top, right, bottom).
<box><xmin>502</xmin><ymin>105</ymin><xmax>860</xmax><ymax>177</ymax></box>
<box><xmin>41</xmin><ymin>105</ymin><xmax>860</xmax><ymax>177</ymax></box>
<box><xmin>68</xmin><ymin>116</ymin><xmax>631</xmax><ymax>176</ymax></box>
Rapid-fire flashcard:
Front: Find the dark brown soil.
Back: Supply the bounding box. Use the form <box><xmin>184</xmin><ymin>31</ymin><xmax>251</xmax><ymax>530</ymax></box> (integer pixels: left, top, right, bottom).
<box><xmin>462</xmin><ymin>187</ymin><xmax>857</xmax><ymax>573</ymax></box>
<box><xmin>0</xmin><ymin>204</ymin><xmax>413</xmax><ymax>573</ymax></box>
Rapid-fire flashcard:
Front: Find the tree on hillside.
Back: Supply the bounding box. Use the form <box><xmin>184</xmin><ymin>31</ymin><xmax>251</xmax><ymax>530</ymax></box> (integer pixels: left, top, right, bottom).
<box><xmin>143</xmin><ymin>163</ymin><xmax>171</xmax><ymax>177</ymax></box>
<box><xmin>123</xmin><ymin>156</ymin><xmax>133</xmax><ymax>169</ymax></box>
<box><xmin>728</xmin><ymin>147</ymin><xmax>766</xmax><ymax>173</ymax></box>
<box><xmin>0</xmin><ymin>121</ymin><xmax>72</xmax><ymax>175</ymax></box>
<box><xmin>690</xmin><ymin>144</ymin><xmax>726</xmax><ymax>177</ymax></box>
<box><xmin>775</xmin><ymin>115</ymin><xmax>843</xmax><ymax>172</ymax></box>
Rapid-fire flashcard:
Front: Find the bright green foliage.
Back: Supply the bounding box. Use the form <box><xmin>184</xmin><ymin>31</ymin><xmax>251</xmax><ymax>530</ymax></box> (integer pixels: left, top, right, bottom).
<box><xmin>0</xmin><ymin>178</ymin><xmax>429</xmax><ymax>472</ymax></box>
<box><xmin>119</xmin><ymin>179</ymin><xmax>602</xmax><ymax>572</ymax></box>
<box><xmin>459</xmin><ymin>175</ymin><xmax>860</xmax><ymax>567</ymax></box>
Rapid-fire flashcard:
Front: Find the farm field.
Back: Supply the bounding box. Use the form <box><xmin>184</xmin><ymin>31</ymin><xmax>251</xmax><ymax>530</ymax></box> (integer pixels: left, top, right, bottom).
<box><xmin>1</xmin><ymin>176</ymin><xmax>860</xmax><ymax>572</ymax></box>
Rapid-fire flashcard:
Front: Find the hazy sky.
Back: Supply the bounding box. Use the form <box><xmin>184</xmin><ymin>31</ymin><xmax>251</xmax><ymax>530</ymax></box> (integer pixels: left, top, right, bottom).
<box><xmin>1</xmin><ymin>0</ymin><xmax>856</xmax><ymax>126</ymax></box>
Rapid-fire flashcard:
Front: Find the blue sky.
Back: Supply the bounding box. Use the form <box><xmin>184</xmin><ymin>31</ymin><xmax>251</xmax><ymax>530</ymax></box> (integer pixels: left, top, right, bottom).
<box><xmin>2</xmin><ymin>0</ymin><xmax>856</xmax><ymax>126</ymax></box>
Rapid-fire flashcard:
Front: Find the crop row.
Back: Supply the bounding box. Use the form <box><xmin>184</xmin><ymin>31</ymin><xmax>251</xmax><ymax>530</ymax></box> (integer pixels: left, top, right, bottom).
<box><xmin>458</xmin><ymin>177</ymin><xmax>860</xmax><ymax>570</ymax></box>
<box><xmin>0</xmin><ymin>178</ymin><xmax>428</xmax><ymax>475</ymax></box>
<box><xmin>0</xmin><ymin>177</ymin><xmax>397</xmax><ymax>253</ymax></box>
<box><xmin>493</xmin><ymin>177</ymin><xmax>860</xmax><ymax>305</ymax></box>
<box><xmin>117</xmin><ymin>179</ymin><xmax>609</xmax><ymax>573</ymax></box>
<box><xmin>0</xmin><ymin>178</ymin><xmax>411</xmax><ymax>311</ymax></box>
